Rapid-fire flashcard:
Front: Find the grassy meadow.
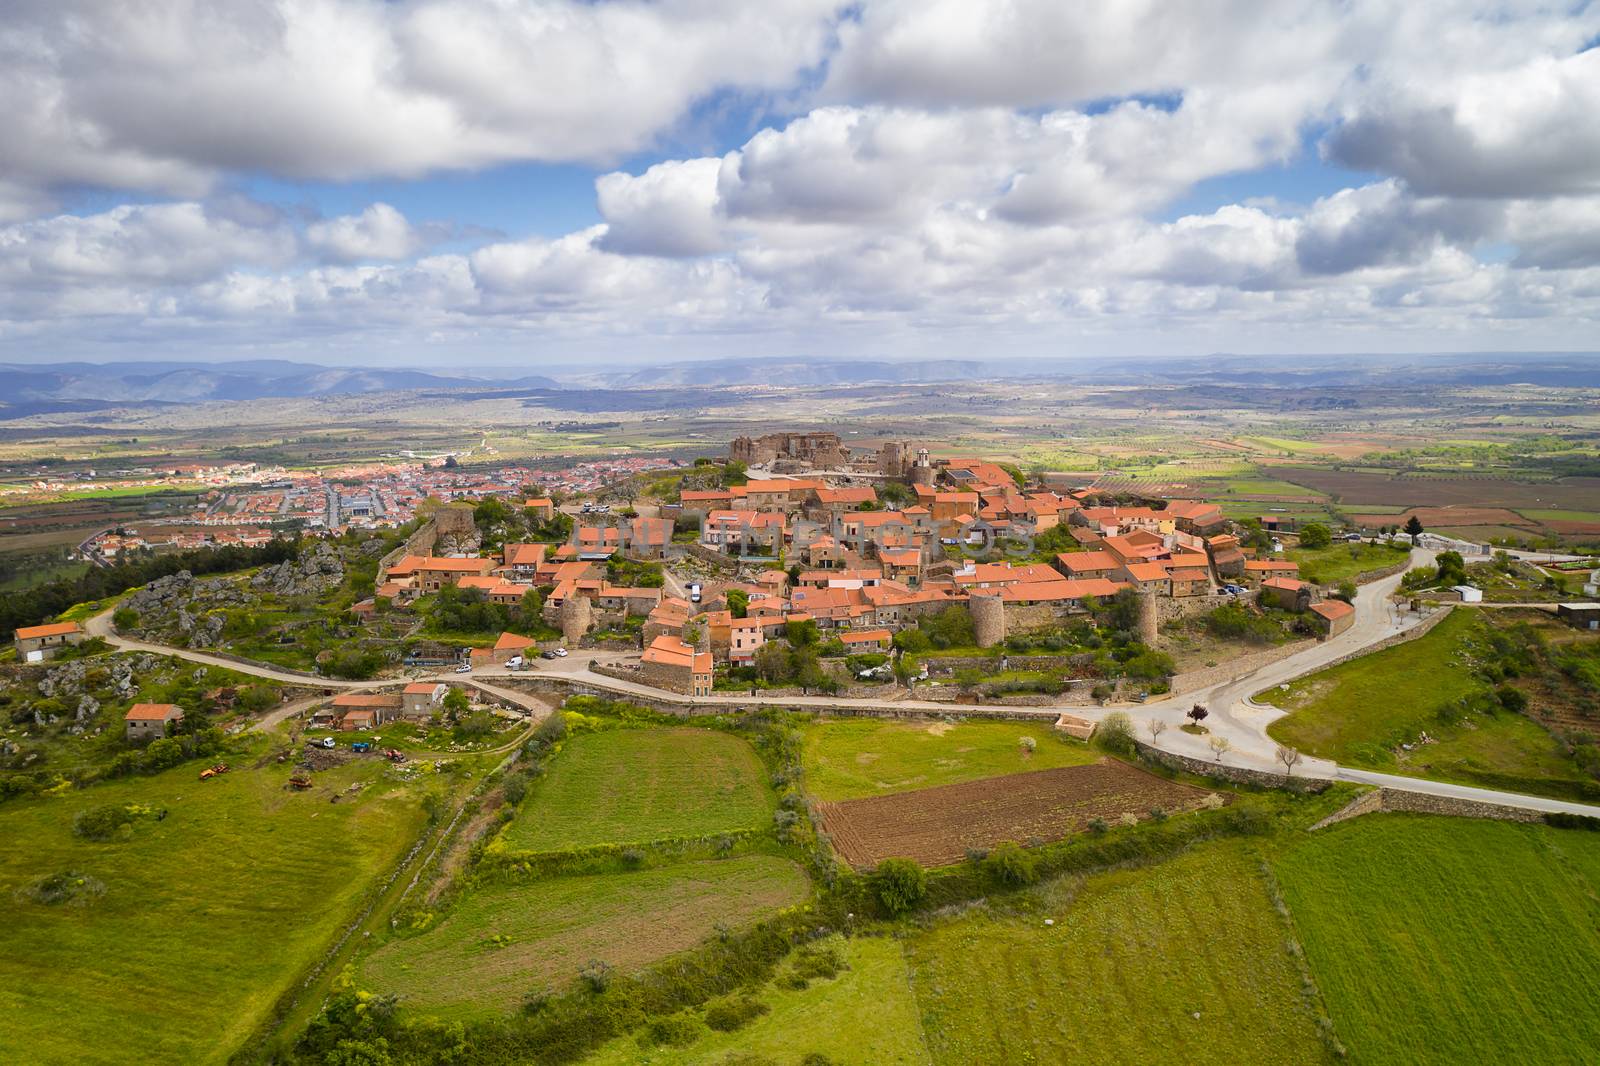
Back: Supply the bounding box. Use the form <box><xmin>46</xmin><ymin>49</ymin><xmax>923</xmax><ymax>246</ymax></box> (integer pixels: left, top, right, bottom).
<box><xmin>905</xmin><ymin>840</ymin><xmax>1330</xmax><ymax>1065</ymax></box>
<box><xmin>1274</xmin><ymin>816</ymin><xmax>1600</xmax><ymax>1066</ymax></box>
<box><xmin>584</xmin><ymin>935</ymin><xmax>931</xmax><ymax>1065</ymax></box>
<box><xmin>1286</xmin><ymin>540</ymin><xmax>1410</xmax><ymax>583</ymax></box>
<box><xmin>0</xmin><ymin>758</ymin><xmax>427</xmax><ymax>1065</ymax></box>
<box><xmin>358</xmin><ymin>855</ymin><xmax>810</xmax><ymax>1017</ymax></box>
<box><xmin>801</xmin><ymin>718</ymin><xmax>1099</xmax><ymax>801</ymax></box>
<box><xmin>499</xmin><ymin>727</ymin><xmax>775</xmax><ymax>852</ymax></box>
<box><xmin>1263</xmin><ymin>610</ymin><xmax>1592</xmax><ymax>797</ymax></box>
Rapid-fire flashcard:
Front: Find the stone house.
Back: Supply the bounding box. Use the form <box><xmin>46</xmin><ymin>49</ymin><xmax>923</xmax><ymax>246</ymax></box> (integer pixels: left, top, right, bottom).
<box><xmin>402</xmin><ymin>682</ymin><xmax>447</xmax><ymax>717</ymax></box>
<box><xmin>14</xmin><ymin>621</ymin><xmax>86</xmax><ymax>663</ymax></box>
<box><xmin>640</xmin><ymin>635</ymin><xmax>713</xmax><ymax>696</ymax></box>
<box><xmin>125</xmin><ymin>702</ymin><xmax>184</xmax><ymax>742</ymax></box>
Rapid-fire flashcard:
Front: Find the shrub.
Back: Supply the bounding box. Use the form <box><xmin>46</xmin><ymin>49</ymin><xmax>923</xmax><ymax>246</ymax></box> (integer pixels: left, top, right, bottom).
<box><xmin>1545</xmin><ymin>812</ymin><xmax>1600</xmax><ymax>831</ymax></box>
<box><xmin>1087</xmin><ymin>818</ymin><xmax>1109</xmax><ymax>835</ymax></box>
<box><xmin>986</xmin><ymin>841</ymin><xmax>1039</xmax><ymax>886</ymax></box>
<box><xmin>72</xmin><ymin>804</ymin><xmax>136</xmax><ymax>842</ymax></box>
<box><xmin>871</xmin><ymin>858</ymin><xmax>928</xmax><ymax>915</ymax></box>
<box><xmin>143</xmin><ymin>737</ymin><xmax>184</xmax><ymax>770</ymax></box>
<box><xmin>620</xmin><ymin>848</ymin><xmax>646</xmax><ymax>869</ymax></box>
<box><xmin>704</xmin><ymin>996</ymin><xmax>770</xmax><ymax>1033</ymax></box>
<box><xmin>1094</xmin><ymin>711</ymin><xmax>1137</xmax><ymax>756</ymax></box>
<box><xmin>639</xmin><ymin>1013</ymin><xmax>704</xmax><ymax>1048</ymax></box>
<box><xmin>579</xmin><ymin>958</ymin><xmax>614</xmax><ymax>992</ymax></box>
<box><xmin>1495</xmin><ymin>684</ymin><xmax>1529</xmax><ymax>713</ymax></box>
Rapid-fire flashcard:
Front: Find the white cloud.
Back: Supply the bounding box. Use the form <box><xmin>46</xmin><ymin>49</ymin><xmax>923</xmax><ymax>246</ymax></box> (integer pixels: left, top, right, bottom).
<box><xmin>0</xmin><ymin>0</ymin><xmax>843</xmax><ymax>207</ymax></box>
<box><xmin>306</xmin><ymin>203</ymin><xmax>423</xmax><ymax>262</ymax></box>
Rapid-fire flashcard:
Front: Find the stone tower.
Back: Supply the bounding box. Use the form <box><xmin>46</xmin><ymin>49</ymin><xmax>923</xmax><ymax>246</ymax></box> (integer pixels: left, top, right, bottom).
<box><xmin>912</xmin><ymin>447</ymin><xmax>936</xmax><ymax>487</ymax></box>
<box><xmin>1135</xmin><ymin>587</ymin><xmax>1159</xmax><ymax>645</ymax></box>
<box><xmin>558</xmin><ymin>594</ymin><xmax>592</xmax><ymax>647</ymax></box>
<box><xmin>969</xmin><ymin>591</ymin><xmax>1006</xmax><ymax>649</ymax></box>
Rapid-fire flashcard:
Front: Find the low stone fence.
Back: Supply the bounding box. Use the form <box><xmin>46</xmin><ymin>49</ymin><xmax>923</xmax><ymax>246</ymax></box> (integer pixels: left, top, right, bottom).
<box><xmin>1132</xmin><ymin>738</ymin><xmax>1332</xmax><ymax>792</ymax></box>
<box><xmin>1350</xmin><ymin>558</ymin><xmax>1411</xmax><ymax>586</ymax></box>
<box><xmin>1311</xmin><ymin>785</ymin><xmax>1544</xmax><ymax>829</ymax></box>
<box><xmin>1167</xmin><ymin>640</ymin><xmax>1316</xmax><ymax>696</ymax></box>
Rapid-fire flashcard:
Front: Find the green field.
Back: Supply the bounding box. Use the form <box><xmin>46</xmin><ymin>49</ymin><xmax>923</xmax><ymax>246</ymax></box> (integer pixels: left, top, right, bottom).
<box><xmin>358</xmin><ymin>855</ymin><xmax>810</xmax><ymax>1017</ymax></box>
<box><xmin>0</xmin><ymin>760</ymin><xmax>426</xmax><ymax>1065</ymax></box>
<box><xmin>801</xmin><ymin>718</ymin><xmax>1099</xmax><ymax>801</ymax></box>
<box><xmin>1287</xmin><ymin>541</ymin><xmax>1411</xmax><ymax>583</ymax></box>
<box><xmin>906</xmin><ymin>840</ymin><xmax>1329</xmax><ymax>1065</ymax></box>
<box><xmin>1275</xmin><ymin>816</ymin><xmax>1600</xmax><ymax>1066</ymax></box>
<box><xmin>499</xmin><ymin>727</ymin><xmax>775</xmax><ymax>851</ymax></box>
<box><xmin>584</xmin><ymin>935</ymin><xmax>931</xmax><ymax>1065</ymax></box>
<box><xmin>1263</xmin><ymin>611</ymin><xmax>1590</xmax><ymax>797</ymax></box>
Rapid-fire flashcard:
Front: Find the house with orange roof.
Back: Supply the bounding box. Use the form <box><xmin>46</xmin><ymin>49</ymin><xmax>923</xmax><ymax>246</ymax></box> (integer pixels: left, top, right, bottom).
<box><xmin>640</xmin><ymin>635</ymin><xmax>714</xmax><ymax>696</ymax></box>
<box><xmin>1309</xmin><ymin>598</ymin><xmax>1355</xmax><ymax>637</ymax></box>
<box><xmin>414</xmin><ymin>556</ymin><xmax>497</xmax><ymax>592</ymax></box>
<box><xmin>14</xmin><ymin>620</ymin><xmax>85</xmax><ymax>662</ymax></box>
<box><xmin>523</xmin><ymin>498</ymin><xmax>555</xmax><ymax>520</ymax></box>
<box><xmin>878</xmin><ymin>548</ymin><xmax>923</xmax><ymax>587</ymax></box>
<box><xmin>1163</xmin><ymin>500</ymin><xmax>1226</xmax><ymax>535</ymax></box>
<box><xmin>808</xmin><ymin>485</ymin><xmax>878</xmax><ymax>519</ymax></box>
<box><xmin>490</xmin><ymin>631</ymin><xmax>539</xmax><ymax>663</ymax></box>
<box><xmin>1053</xmin><ymin>550</ymin><xmax>1119</xmax><ymax>580</ymax></box>
<box><xmin>703</xmin><ymin>510</ymin><xmax>786</xmax><ymax>554</ymax></box>
<box><xmin>401</xmin><ymin>682</ymin><xmax>448</xmax><ymax>717</ymax></box>
<box><xmin>1260</xmin><ymin>576</ymin><xmax>1311</xmax><ymax>610</ymax></box>
<box><xmin>1243</xmin><ymin>559</ymin><xmax>1301</xmax><ymax>588</ymax></box>
<box><xmin>999</xmin><ymin>578</ymin><xmax>1126</xmax><ymax>608</ymax></box>
<box><xmin>502</xmin><ymin>542</ymin><xmax>548</xmax><ymax>580</ymax></box>
<box><xmin>1118</xmin><ymin>561</ymin><xmax>1172</xmax><ymax>594</ymax></box>
<box><xmin>839</xmin><ymin>628</ymin><xmax>893</xmax><ymax>651</ymax></box>
<box><xmin>124</xmin><ymin>702</ymin><xmax>184</xmax><ymax>742</ymax></box>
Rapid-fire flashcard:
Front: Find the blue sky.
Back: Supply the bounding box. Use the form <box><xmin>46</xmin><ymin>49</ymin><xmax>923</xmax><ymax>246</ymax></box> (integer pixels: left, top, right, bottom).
<box><xmin>2</xmin><ymin>1</ymin><xmax>1598</xmax><ymax>367</ymax></box>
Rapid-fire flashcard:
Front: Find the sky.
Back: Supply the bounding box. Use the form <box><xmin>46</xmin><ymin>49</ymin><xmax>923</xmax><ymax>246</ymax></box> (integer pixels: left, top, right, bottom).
<box><xmin>3</xmin><ymin>0</ymin><xmax>1600</xmax><ymax>368</ymax></box>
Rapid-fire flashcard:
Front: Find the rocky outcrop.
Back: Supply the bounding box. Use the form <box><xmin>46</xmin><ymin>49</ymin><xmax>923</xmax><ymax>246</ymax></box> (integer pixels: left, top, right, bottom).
<box><xmin>251</xmin><ymin>541</ymin><xmax>345</xmax><ymax>598</ymax></box>
<box><xmin>124</xmin><ymin>571</ymin><xmax>245</xmax><ymax>648</ymax></box>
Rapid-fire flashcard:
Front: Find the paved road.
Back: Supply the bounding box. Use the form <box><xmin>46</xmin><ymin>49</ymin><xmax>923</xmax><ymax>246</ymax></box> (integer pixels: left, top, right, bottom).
<box><xmin>79</xmin><ymin>547</ymin><xmax>1600</xmax><ymax>818</ymax></box>
<box><xmin>1335</xmin><ymin>767</ymin><xmax>1600</xmax><ymax>817</ymax></box>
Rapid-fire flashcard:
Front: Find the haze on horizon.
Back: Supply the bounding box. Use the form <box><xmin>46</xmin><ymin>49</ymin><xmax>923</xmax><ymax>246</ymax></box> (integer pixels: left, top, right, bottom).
<box><xmin>3</xmin><ymin>1</ymin><xmax>1599</xmax><ymax>368</ymax></box>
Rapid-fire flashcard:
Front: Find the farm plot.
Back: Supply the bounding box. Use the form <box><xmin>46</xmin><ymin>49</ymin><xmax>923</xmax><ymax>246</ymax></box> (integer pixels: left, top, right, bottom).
<box><xmin>500</xmin><ymin>726</ymin><xmax>774</xmax><ymax>852</ymax></box>
<box><xmin>358</xmin><ymin>855</ymin><xmax>810</xmax><ymax>1017</ymax></box>
<box><xmin>816</xmin><ymin>760</ymin><xmax>1217</xmax><ymax>868</ymax></box>
<box><xmin>802</xmin><ymin>718</ymin><xmax>1099</xmax><ymax>801</ymax></box>
<box><xmin>1265</xmin><ymin>467</ymin><xmax>1600</xmax><ymax>511</ymax></box>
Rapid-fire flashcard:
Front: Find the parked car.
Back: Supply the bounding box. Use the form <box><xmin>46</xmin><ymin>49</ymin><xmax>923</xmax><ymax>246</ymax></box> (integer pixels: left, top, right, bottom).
<box><xmin>541</xmin><ymin>649</ymin><xmax>559</xmax><ymax>660</ymax></box>
<box><xmin>505</xmin><ymin>655</ymin><xmax>523</xmax><ymax>669</ymax></box>
<box><xmin>553</xmin><ymin>647</ymin><xmax>568</xmax><ymax>657</ymax></box>
<box><xmin>1344</xmin><ymin>532</ymin><xmax>1364</xmax><ymax>542</ymax></box>
<box><xmin>315</xmin><ymin>737</ymin><xmax>335</xmax><ymax>749</ymax></box>
<box><xmin>688</xmin><ymin>582</ymin><xmax>702</xmax><ymax>603</ymax></box>
<box><xmin>455</xmin><ymin>663</ymin><xmax>472</xmax><ymax>673</ymax></box>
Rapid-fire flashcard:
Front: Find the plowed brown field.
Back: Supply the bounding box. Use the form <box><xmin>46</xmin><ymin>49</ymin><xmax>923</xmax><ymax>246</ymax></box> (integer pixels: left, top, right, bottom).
<box><xmin>816</xmin><ymin>759</ymin><xmax>1219</xmax><ymax>868</ymax></box>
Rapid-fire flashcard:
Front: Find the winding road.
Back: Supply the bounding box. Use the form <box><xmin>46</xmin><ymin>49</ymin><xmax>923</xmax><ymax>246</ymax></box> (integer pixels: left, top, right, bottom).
<box><xmin>81</xmin><ymin>548</ymin><xmax>1600</xmax><ymax>818</ymax></box>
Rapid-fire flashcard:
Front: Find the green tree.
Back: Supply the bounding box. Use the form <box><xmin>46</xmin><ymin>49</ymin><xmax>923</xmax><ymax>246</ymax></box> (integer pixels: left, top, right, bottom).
<box><xmin>726</xmin><ymin>589</ymin><xmax>750</xmax><ymax>618</ymax></box>
<box><xmin>784</xmin><ymin>618</ymin><xmax>820</xmax><ymax>646</ymax></box>
<box><xmin>986</xmin><ymin>841</ymin><xmax>1039</xmax><ymax>885</ymax></box>
<box><xmin>1404</xmin><ymin>515</ymin><xmax>1425</xmax><ymax>537</ymax></box>
<box><xmin>442</xmin><ymin>686</ymin><xmax>470</xmax><ymax>723</ymax></box>
<box><xmin>1299</xmin><ymin>523</ymin><xmax>1332</xmax><ymax>549</ymax></box>
<box><xmin>871</xmin><ymin>858</ymin><xmax>927</xmax><ymax>915</ymax></box>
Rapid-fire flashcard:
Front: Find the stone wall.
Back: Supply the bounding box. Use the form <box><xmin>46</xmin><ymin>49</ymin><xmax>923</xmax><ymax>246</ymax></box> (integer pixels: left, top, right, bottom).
<box><xmin>1311</xmin><ymin>784</ymin><xmax>1544</xmax><ymax>829</ymax></box>
<box><xmin>1132</xmin><ymin>738</ymin><xmax>1332</xmax><ymax>792</ymax></box>
<box><xmin>1350</xmin><ymin>558</ymin><xmax>1411</xmax><ymax>586</ymax></box>
<box><xmin>1156</xmin><ymin>591</ymin><xmax>1231</xmax><ymax>627</ymax></box>
<box><xmin>684</xmin><ymin>542</ymin><xmax>743</xmax><ymax>571</ymax></box>
<box><xmin>1167</xmin><ymin>639</ymin><xmax>1317</xmax><ymax>696</ymax></box>
<box><xmin>377</xmin><ymin>517</ymin><xmax>439</xmax><ymax>582</ymax></box>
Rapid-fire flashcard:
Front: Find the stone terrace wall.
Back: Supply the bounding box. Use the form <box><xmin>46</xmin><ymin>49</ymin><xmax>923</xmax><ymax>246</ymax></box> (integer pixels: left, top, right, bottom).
<box><xmin>1350</xmin><ymin>558</ymin><xmax>1411</xmax><ymax>586</ymax></box>
<box><xmin>1311</xmin><ymin>784</ymin><xmax>1544</xmax><ymax>829</ymax></box>
<box><xmin>1132</xmin><ymin>738</ymin><xmax>1332</xmax><ymax>792</ymax></box>
<box><xmin>1168</xmin><ymin>639</ymin><xmax>1317</xmax><ymax>696</ymax></box>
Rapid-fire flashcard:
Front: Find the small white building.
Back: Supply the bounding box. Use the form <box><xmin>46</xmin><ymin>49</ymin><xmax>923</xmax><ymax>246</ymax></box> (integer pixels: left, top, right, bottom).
<box><xmin>1452</xmin><ymin>585</ymin><xmax>1483</xmax><ymax>603</ymax></box>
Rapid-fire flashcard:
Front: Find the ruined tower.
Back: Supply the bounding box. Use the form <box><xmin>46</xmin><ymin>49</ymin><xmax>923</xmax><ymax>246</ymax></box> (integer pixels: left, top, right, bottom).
<box><xmin>969</xmin><ymin>590</ymin><xmax>1006</xmax><ymax>649</ymax></box>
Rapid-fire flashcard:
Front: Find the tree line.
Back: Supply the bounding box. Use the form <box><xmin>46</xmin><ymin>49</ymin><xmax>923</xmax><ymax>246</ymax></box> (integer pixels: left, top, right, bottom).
<box><xmin>1</xmin><ymin>538</ymin><xmax>299</xmax><ymax>641</ymax></box>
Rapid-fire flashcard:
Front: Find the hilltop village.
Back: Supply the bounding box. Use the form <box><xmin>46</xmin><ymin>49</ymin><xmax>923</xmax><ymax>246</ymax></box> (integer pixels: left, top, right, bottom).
<box><xmin>272</xmin><ymin>430</ymin><xmax>1379</xmax><ymax>712</ymax></box>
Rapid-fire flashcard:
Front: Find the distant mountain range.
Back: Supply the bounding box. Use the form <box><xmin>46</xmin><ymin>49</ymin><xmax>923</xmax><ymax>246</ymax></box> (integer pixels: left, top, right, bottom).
<box><xmin>1</xmin><ymin>352</ymin><xmax>1594</xmax><ymax>420</ymax></box>
<box><xmin>0</xmin><ymin>360</ymin><xmax>559</xmax><ymax>416</ymax></box>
